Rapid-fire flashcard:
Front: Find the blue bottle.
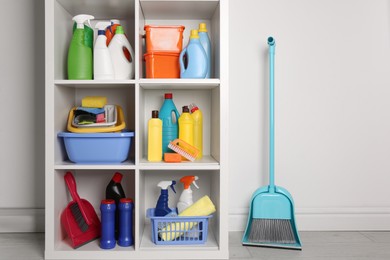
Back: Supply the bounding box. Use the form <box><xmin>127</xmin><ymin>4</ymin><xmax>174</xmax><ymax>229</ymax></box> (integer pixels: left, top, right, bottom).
<box><xmin>159</xmin><ymin>93</ymin><xmax>180</xmax><ymax>153</ymax></box>
<box><xmin>100</xmin><ymin>199</ymin><xmax>116</xmax><ymax>249</ymax></box>
<box><xmin>118</xmin><ymin>198</ymin><xmax>134</xmax><ymax>247</ymax></box>
<box><xmin>179</xmin><ymin>30</ymin><xmax>208</xmax><ymax>79</ymax></box>
<box><xmin>198</xmin><ymin>23</ymin><xmax>211</xmax><ymax>78</ymax></box>
<box><xmin>155</xmin><ymin>181</ymin><xmax>176</xmax><ymax>217</ymax></box>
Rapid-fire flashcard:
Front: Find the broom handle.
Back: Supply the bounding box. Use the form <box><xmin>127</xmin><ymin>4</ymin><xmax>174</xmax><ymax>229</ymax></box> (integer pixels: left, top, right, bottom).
<box><xmin>268</xmin><ymin>37</ymin><xmax>276</xmax><ymax>193</ymax></box>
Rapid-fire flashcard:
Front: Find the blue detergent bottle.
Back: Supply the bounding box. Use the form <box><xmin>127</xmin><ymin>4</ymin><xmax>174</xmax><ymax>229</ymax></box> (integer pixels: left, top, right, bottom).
<box><xmin>198</xmin><ymin>23</ymin><xmax>211</xmax><ymax>78</ymax></box>
<box><xmin>159</xmin><ymin>93</ymin><xmax>180</xmax><ymax>153</ymax></box>
<box><xmin>155</xmin><ymin>181</ymin><xmax>176</xmax><ymax>217</ymax></box>
<box><xmin>179</xmin><ymin>30</ymin><xmax>208</xmax><ymax>79</ymax></box>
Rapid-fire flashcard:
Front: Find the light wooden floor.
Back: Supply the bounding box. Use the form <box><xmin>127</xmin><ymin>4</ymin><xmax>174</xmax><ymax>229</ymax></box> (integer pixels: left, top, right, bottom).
<box><xmin>1</xmin><ymin>231</ymin><xmax>390</xmax><ymax>259</ymax></box>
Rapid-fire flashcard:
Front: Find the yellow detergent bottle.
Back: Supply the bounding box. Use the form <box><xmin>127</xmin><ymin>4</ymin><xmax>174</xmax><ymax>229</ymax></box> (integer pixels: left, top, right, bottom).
<box><xmin>190</xmin><ymin>103</ymin><xmax>203</xmax><ymax>159</ymax></box>
<box><xmin>148</xmin><ymin>110</ymin><xmax>162</xmax><ymax>162</ymax></box>
<box><xmin>178</xmin><ymin>106</ymin><xmax>194</xmax><ymax>146</ymax></box>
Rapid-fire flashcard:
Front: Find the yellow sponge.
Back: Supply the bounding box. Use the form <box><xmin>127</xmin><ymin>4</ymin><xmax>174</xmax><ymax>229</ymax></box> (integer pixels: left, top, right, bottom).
<box><xmin>160</xmin><ymin>195</ymin><xmax>216</xmax><ymax>241</ymax></box>
<box><xmin>81</xmin><ymin>96</ymin><xmax>107</xmax><ymax>108</ymax></box>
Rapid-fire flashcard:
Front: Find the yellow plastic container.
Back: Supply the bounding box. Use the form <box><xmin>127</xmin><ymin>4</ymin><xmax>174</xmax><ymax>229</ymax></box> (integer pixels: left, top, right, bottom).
<box><xmin>148</xmin><ymin>110</ymin><xmax>162</xmax><ymax>162</ymax></box>
<box><xmin>178</xmin><ymin>106</ymin><xmax>194</xmax><ymax>145</ymax></box>
<box><xmin>67</xmin><ymin>105</ymin><xmax>126</xmax><ymax>133</ymax></box>
<box><xmin>190</xmin><ymin>104</ymin><xmax>203</xmax><ymax>159</ymax></box>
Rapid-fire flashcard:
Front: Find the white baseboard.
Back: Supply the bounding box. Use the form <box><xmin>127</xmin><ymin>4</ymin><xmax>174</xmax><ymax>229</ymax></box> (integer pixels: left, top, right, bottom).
<box><xmin>1</xmin><ymin>207</ymin><xmax>390</xmax><ymax>233</ymax></box>
<box><xmin>0</xmin><ymin>209</ymin><xmax>45</xmax><ymax>233</ymax></box>
<box><xmin>229</xmin><ymin>207</ymin><xmax>390</xmax><ymax>231</ymax></box>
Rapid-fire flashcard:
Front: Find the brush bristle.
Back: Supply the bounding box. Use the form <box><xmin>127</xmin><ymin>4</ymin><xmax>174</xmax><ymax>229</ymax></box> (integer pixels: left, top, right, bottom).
<box><xmin>248</xmin><ymin>219</ymin><xmax>297</xmax><ymax>244</ymax></box>
<box><xmin>70</xmin><ymin>203</ymin><xmax>89</xmax><ymax>232</ymax></box>
<box><xmin>168</xmin><ymin>143</ymin><xmax>196</xmax><ymax>162</ymax></box>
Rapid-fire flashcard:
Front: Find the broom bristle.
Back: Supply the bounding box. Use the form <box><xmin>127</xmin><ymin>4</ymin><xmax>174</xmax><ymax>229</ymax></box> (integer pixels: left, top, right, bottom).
<box><xmin>248</xmin><ymin>219</ymin><xmax>297</xmax><ymax>244</ymax></box>
<box><xmin>70</xmin><ymin>203</ymin><xmax>89</xmax><ymax>232</ymax></box>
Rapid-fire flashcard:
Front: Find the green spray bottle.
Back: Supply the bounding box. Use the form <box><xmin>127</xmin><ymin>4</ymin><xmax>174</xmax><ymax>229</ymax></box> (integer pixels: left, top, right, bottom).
<box><xmin>72</xmin><ymin>18</ymin><xmax>94</xmax><ymax>49</ymax></box>
<box><xmin>68</xmin><ymin>14</ymin><xmax>94</xmax><ymax>79</ymax></box>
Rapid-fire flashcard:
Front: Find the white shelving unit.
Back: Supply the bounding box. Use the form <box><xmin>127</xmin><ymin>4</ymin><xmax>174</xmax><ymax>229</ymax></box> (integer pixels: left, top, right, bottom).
<box><xmin>45</xmin><ymin>0</ymin><xmax>228</xmax><ymax>259</ymax></box>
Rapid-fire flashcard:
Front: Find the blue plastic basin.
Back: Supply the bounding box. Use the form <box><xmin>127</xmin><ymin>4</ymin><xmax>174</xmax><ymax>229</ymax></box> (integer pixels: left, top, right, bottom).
<box><xmin>58</xmin><ymin>131</ymin><xmax>134</xmax><ymax>164</ymax></box>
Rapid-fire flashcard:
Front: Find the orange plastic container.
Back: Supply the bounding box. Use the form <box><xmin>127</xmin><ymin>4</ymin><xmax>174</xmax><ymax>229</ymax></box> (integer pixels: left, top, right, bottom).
<box><xmin>144</xmin><ymin>25</ymin><xmax>185</xmax><ymax>53</ymax></box>
<box><xmin>144</xmin><ymin>52</ymin><xmax>180</xmax><ymax>78</ymax></box>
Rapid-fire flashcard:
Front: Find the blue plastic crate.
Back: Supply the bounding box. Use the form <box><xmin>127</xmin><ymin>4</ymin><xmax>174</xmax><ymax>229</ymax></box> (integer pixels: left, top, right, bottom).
<box><xmin>58</xmin><ymin>131</ymin><xmax>134</xmax><ymax>164</ymax></box>
<box><xmin>146</xmin><ymin>208</ymin><xmax>212</xmax><ymax>245</ymax></box>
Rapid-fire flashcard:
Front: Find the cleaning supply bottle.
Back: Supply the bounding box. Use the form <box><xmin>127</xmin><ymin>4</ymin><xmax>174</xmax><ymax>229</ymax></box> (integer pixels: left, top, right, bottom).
<box><xmin>177</xmin><ymin>176</ymin><xmax>199</xmax><ymax>214</ymax></box>
<box><xmin>179</xmin><ymin>30</ymin><xmax>208</xmax><ymax>79</ymax></box>
<box><xmin>198</xmin><ymin>23</ymin><xmax>211</xmax><ymax>78</ymax></box>
<box><xmin>178</xmin><ymin>106</ymin><xmax>194</xmax><ymax>146</ymax></box>
<box><xmin>190</xmin><ymin>103</ymin><xmax>203</xmax><ymax>159</ymax></box>
<box><xmin>148</xmin><ymin>110</ymin><xmax>162</xmax><ymax>162</ymax></box>
<box><xmin>118</xmin><ymin>198</ymin><xmax>134</xmax><ymax>247</ymax></box>
<box><xmin>155</xmin><ymin>180</ymin><xmax>176</xmax><ymax>217</ymax></box>
<box><xmin>108</xmin><ymin>25</ymin><xmax>135</xmax><ymax>79</ymax></box>
<box><xmin>159</xmin><ymin>93</ymin><xmax>180</xmax><ymax>154</ymax></box>
<box><xmin>105</xmin><ymin>19</ymin><xmax>121</xmax><ymax>46</ymax></box>
<box><xmin>100</xmin><ymin>199</ymin><xmax>116</xmax><ymax>249</ymax></box>
<box><xmin>68</xmin><ymin>14</ymin><xmax>95</xmax><ymax>80</ymax></box>
<box><xmin>94</xmin><ymin>21</ymin><xmax>114</xmax><ymax>80</ymax></box>
<box><xmin>105</xmin><ymin>20</ymin><xmax>131</xmax><ymax>62</ymax></box>
<box><xmin>72</xmin><ymin>16</ymin><xmax>94</xmax><ymax>50</ymax></box>
<box><xmin>106</xmin><ymin>172</ymin><xmax>126</xmax><ymax>239</ymax></box>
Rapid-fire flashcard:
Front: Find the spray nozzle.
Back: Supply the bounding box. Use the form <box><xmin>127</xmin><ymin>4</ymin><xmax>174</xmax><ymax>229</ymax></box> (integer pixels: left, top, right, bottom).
<box><xmin>157</xmin><ymin>180</ymin><xmax>177</xmax><ymax>193</ymax></box>
<box><xmin>95</xmin><ymin>21</ymin><xmax>111</xmax><ymax>35</ymax></box>
<box><xmin>180</xmin><ymin>176</ymin><xmax>199</xmax><ymax>190</ymax></box>
<box><xmin>73</xmin><ymin>14</ymin><xmax>94</xmax><ymax>29</ymax></box>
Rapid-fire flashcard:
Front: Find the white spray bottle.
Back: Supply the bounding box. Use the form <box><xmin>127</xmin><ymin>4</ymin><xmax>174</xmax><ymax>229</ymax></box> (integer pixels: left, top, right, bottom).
<box><xmin>177</xmin><ymin>176</ymin><xmax>199</xmax><ymax>214</ymax></box>
<box><xmin>94</xmin><ymin>21</ymin><xmax>114</xmax><ymax>80</ymax></box>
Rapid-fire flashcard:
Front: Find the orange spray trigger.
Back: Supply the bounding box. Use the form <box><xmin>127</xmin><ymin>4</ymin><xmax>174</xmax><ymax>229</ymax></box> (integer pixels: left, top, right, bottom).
<box><xmin>180</xmin><ymin>176</ymin><xmax>199</xmax><ymax>189</ymax></box>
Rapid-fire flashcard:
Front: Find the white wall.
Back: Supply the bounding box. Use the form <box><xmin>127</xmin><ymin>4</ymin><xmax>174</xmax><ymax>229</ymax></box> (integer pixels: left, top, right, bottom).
<box><xmin>229</xmin><ymin>0</ymin><xmax>390</xmax><ymax>231</ymax></box>
<box><xmin>0</xmin><ymin>0</ymin><xmax>45</xmax><ymax>232</ymax></box>
<box><xmin>1</xmin><ymin>0</ymin><xmax>390</xmax><ymax>232</ymax></box>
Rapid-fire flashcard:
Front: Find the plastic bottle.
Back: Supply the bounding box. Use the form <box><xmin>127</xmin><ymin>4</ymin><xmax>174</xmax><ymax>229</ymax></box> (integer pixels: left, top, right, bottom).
<box><xmin>198</xmin><ymin>23</ymin><xmax>211</xmax><ymax>78</ymax></box>
<box><xmin>177</xmin><ymin>176</ymin><xmax>199</xmax><ymax>214</ymax></box>
<box><xmin>105</xmin><ymin>19</ymin><xmax>120</xmax><ymax>46</ymax></box>
<box><xmin>72</xmin><ymin>18</ymin><xmax>94</xmax><ymax>49</ymax></box>
<box><xmin>178</xmin><ymin>106</ymin><xmax>194</xmax><ymax>146</ymax></box>
<box><xmin>155</xmin><ymin>180</ymin><xmax>176</xmax><ymax>217</ymax></box>
<box><xmin>100</xmin><ymin>199</ymin><xmax>116</xmax><ymax>249</ymax></box>
<box><xmin>148</xmin><ymin>110</ymin><xmax>162</xmax><ymax>162</ymax></box>
<box><xmin>179</xmin><ymin>30</ymin><xmax>208</xmax><ymax>79</ymax></box>
<box><xmin>105</xmin><ymin>20</ymin><xmax>131</xmax><ymax>62</ymax></box>
<box><xmin>68</xmin><ymin>14</ymin><xmax>94</xmax><ymax>80</ymax></box>
<box><xmin>94</xmin><ymin>21</ymin><xmax>114</xmax><ymax>80</ymax></box>
<box><xmin>190</xmin><ymin>103</ymin><xmax>203</xmax><ymax>159</ymax></box>
<box><xmin>118</xmin><ymin>198</ymin><xmax>134</xmax><ymax>247</ymax></box>
<box><xmin>108</xmin><ymin>25</ymin><xmax>135</xmax><ymax>79</ymax></box>
<box><xmin>159</xmin><ymin>93</ymin><xmax>180</xmax><ymax>154</ymax></box>
<box><xmin>106</xmin><ymin>172</ymin><xmax>126</xmax><ymax>239</ymax></box>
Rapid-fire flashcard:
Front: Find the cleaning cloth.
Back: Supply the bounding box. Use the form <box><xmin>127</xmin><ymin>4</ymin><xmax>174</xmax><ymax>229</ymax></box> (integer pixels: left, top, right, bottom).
<box><xmin>159</xmin><ymin>195</ymin><xmax>216</xmax><ymax>241</ymax></box>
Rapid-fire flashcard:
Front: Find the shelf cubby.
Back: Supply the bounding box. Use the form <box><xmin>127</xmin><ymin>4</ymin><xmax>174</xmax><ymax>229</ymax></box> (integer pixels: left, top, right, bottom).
<box><xmin>51</xmin><ymin>170</ymin><xmax>136</xmax><ymax>252</ymax></box>
<box><xmin>53</xmin><ymin>0</ymin><xmax>136</xmax><ymax>80</ymax></box>
<box><xmin>138</xmin><ymin>0</ymin><xmax>221</xmax><ymax>79</ymax></box>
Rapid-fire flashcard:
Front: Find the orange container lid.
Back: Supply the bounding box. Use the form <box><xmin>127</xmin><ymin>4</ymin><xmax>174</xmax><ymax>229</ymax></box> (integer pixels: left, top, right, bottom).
<box><xmin>144</xmin><ymin>25</ymin><xmax>185</xmax><ymax>31</ymax></box>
